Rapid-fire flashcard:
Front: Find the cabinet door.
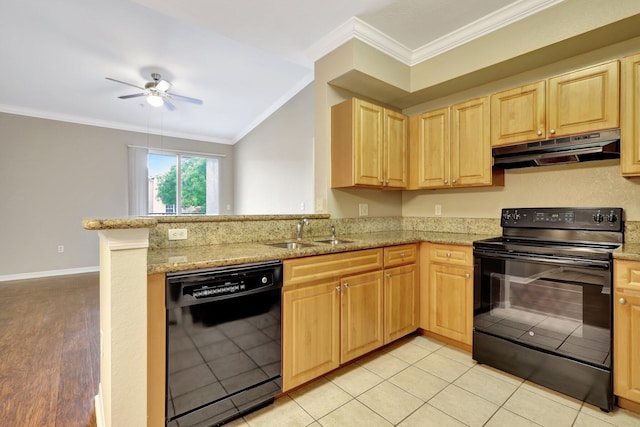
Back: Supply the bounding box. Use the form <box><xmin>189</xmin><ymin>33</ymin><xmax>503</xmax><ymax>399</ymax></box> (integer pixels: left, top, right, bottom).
<box><xmin>354</xmin><ymin>99</ymin><xmax>384</xmax><ymax>186</ymax></box>
<box><xmin>409</xmin><ymin>107</ymin><xmax>450</xmax><ymax>189</ymax></box>
<box><xmin>282</xmin><ymin>281</ymin><xmax>340</xmax><ymax>391</ymax></box>
<box><xmin>614</xmin><ymin>260</ymin><xmax>640</xmax><ymax>403</ymax></box>
<box><xmin>548</xmin><ymin>60</ymin><xmax>619</xmax><ymax>137</ymax></box>
<box><xmin>491</xmin><ymin>81</ymin><xmax>546</xmax><ymax>146</ymax></box>
<box><xmin>340</xmin><ymin>271</ymin><xmax>384</xmax><ymax>363</ymax></box>
<box><xmin>428</xmin><ymin>263</ymin><xmax>473</xmax><ymax>345</ymax></box>
<box><xmin>622</xmin><ymin>53</ymin><xmax>640</xmax><ymax>176</ymax></box>
<box><xmin>384</xmin><ymin>264</ymin><xmax>418</xmax><ymax>344</ymax></box>
<box><xmin>451</xmin><ymin>97</ymin><xmax>493</xmax><ymax>187</ymax></box>
<box><xmin>383</xmin><ymin>109</ymin><xmax>408</xmax><ymax>188</ymax></box>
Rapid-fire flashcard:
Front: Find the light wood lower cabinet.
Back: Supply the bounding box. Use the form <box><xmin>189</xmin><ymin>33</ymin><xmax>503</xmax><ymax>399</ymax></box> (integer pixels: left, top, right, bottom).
<box><xmin>340</xmin><ymin>271</ymin><xmax>384</xmax><ymax>363</ymax></box>
<box><xmin>282</xmin><ymin>249</ymin><xmax>383</xmax><ymax>391</ymax></box>
<box><xmin>614</xmin><ymin>259</ymin><xmax>640</xmax><ymax>409</ymax></box>
<box><xmin>420</xmin><ymin>243</ymin><xmax>473</xmax><ymax>350</ymax></box>
<box><xmin>383</xmin><ymin>244</ymin><xmax>419</xmax><ymax>344</ymax></box>
<box><xmin>384</xmin><ymin>264</ymin><xmax>418</xmax><ymax>343</ymax></box>
<box><xmin>282</xmin><ymin>245</ymin><xmax>419</xmax><ymax>392</ymax></box>
<box><xmin>282</xmin><ymin>280</ymin><xmax>341</xmax><ymax>391</ymax></box>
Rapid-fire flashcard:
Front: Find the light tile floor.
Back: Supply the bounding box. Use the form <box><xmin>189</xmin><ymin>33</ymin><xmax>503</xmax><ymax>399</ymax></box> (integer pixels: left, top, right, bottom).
<box><xmin>227</xmin><ymin>334</ymin><xmax>640</xmax><ymax>427</ymax></box>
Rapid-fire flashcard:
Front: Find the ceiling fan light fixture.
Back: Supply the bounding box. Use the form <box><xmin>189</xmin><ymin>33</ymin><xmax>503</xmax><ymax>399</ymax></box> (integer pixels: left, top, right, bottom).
<box><xmin>155</xmin><ymin>79</ymin><xmax>171</xmax><ymax>92</ymax></box>
<box><xmin>147</xmin><ymin>94</ymin><xmax>164</xmax><ymax>107</ymax></box>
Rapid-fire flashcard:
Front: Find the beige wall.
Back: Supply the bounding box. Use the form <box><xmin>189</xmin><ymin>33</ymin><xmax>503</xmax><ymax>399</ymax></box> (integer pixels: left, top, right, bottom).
<box><xmin>0</xmin><ymin>113</ymin><xmax>233</xmax><ymax>277</ymax></box>
<box><xmin>403</xmin><ymin>161</ymin><xmax>640</xmax><ymax>220</ymax></box>
<box><xmin>313</xmin><ymin>1</ymin><xmax>640</xmax><ymax>220</ymax></box>
<box><xmin>233</xmin><ymin>83</ymin><xmax>314</xmax><ymax>214</ymax></box>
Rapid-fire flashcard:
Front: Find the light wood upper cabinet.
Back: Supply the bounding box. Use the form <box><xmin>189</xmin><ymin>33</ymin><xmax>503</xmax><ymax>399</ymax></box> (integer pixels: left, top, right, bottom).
<box><xmin>491</xmin><ymin>80</ymin><xmax>546</xmax><ymax>147</ymax></box>
<box><xmin>409</xmin><ymin>99</ymin><xmax>501</xmax><ymax>189</ymax></box>
<box><xmin>614</xmin><ymin>260</ymin><xmax>640</xmax><ymax>405</ymax></box>
<box><xmin>548</xmin><ymin>60</ymin><xmax>619</xmax><ymax>137</ymax></box>
<box><xmin>622</xmin><ymin>52</ymin><xmax>640</xmax><ymax>176</ymax></box>
<box><xmin>451</xmin><ymin>96</ymin><xmax>498</xmax><ymax>188</ymax></box>
<box><xmin>331</xmin><ymin>98</ymin><xmax>408</xmax><ymax>189</ymax></box>
<box><xmin>409</xmin><ymin>107</ymin><xmax>450</xmax><ymax>189</ymax></box>
<box><xmin>491</xmin><ymin>60</ymin><xmax>620</xmax><ymax>147</ymax></box>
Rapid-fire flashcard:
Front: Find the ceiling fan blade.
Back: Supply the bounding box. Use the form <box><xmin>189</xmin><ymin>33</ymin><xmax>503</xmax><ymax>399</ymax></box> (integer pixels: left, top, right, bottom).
<box><xmin>163</xmin><ymin>99</ymin><xmax>176</xmax><ymax>111</ymax></box>
<box><xmin>118</xmin><ymin>93</ymin><xmax>147</xmax><ymax>99</ymax></box>
<box><xmin>169</xmin><ymin>93</ymin><xmax>203</xmax><ymax>105</ymax></box>
<box><xmin>106</xmin><ymin>77</ymin><xmax>145</xmax><ymax>90</ymax></box>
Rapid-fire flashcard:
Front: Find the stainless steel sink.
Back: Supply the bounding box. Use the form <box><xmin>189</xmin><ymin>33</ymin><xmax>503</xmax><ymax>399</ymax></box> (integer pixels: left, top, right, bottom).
<box><xmin>315</xmin><ymin>239</ymin><xmax>353</xmax><ymax>245</ymax></box>
<box><xmin>265</xmin><ymin>241</ymin><xmax>316</xmax><ymax>249</ymax></box>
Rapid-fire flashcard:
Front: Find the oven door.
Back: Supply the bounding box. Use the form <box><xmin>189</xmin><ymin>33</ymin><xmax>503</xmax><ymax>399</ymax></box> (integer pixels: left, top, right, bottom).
<box><xmin>473</xmin><ymin>250</ymin><xmax>612</xmax><ymax>369</ymax></box>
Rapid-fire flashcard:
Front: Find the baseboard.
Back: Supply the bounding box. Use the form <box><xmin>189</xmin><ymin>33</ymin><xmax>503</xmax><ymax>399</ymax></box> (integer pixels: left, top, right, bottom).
<box><xmin>0</xmin><ymin>266</ymin><xmax>99</xmax><ymax>282</ymax></box>
<box><xmin>95</xmin><ymin>384</ymin><xmax>106</xmax><ymax>427</ymax></box>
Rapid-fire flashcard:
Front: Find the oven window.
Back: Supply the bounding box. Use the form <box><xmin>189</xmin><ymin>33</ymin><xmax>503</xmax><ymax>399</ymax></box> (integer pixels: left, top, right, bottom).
<box><xmin>474</xmin><ymin>257</ymin><xmax>611</xmax><ymax>368</ymax></box>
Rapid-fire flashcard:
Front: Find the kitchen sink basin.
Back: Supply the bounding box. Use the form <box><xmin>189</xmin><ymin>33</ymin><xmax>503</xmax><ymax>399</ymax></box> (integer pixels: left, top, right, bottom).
<box><xmin>315</xmin><ymin>239</ymin><xmax>353</xmax><ymax>245</ymax></box>
<box><xmin>265</xmin><ymin>241</ymin><xmax>316</xmax><ymax>249</ymax></box>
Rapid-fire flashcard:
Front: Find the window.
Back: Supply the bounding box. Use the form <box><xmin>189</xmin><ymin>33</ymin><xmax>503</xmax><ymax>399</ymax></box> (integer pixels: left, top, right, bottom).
<box><xmin>128</xmin><ymin>146</ymin><xmax>221</xmax><ymax>216</ymax></box>
<box><xmin>148</xmin><ymin>153</ymin><xmax>219</xmax><ymax>215</ymax></box>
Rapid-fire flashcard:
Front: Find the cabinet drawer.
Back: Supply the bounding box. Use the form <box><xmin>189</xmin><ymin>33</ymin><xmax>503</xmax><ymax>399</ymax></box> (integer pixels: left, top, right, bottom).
<box><xmin>615</xmin><ymin>260</ymin><xmax>640</xmax><ymax>293</ymax></box>
<box><xmin>284</xmin><ymin>248</ymin><xmax>383</xmax><ymax>287</ymax></box>
<box><xmin>428</xmin><ymin>243</ymin><xmax>472</xmax><ymax>266</ymax></box>
<box><xmin>384</xmin><ymin>244</ymin><xmax>418</xmax><ymax>267</ymax></box>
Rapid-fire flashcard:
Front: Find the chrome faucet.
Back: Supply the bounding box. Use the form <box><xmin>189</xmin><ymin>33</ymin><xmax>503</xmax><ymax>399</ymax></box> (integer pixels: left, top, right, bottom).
<box><xmin>296</xmin><ymin>217</ymin><xmax>309</xmax><ymax>241</ymax></box>
<box><xmin>330</xmin><ymin>224</ymin><xmax>336</xmax><ymax>242</ymax></box>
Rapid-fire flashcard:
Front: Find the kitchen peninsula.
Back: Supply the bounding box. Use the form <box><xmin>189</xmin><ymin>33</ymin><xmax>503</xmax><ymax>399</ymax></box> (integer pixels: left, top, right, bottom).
<box><xmin>83</xmin><ymin>213</ymin><xmax>499</xmax><ymax>427</ymax></box>
<box><xmin>84</xmin><ymin>213</ymin><xmax>640</xmax><ymax>426</ymax></box>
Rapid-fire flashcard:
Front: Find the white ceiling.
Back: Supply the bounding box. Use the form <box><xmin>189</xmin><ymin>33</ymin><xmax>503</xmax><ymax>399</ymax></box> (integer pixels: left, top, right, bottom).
<box><xmin>0</xmin><ymin>0</ymin><xmax>562</xmax><ymax>144</ymax></box>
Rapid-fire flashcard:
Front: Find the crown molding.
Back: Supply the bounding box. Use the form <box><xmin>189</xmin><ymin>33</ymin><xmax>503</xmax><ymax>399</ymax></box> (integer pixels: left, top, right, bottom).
<box><xmin>307</xmin><ymin>0</ymin><xmax>564</xmax><ymax>66</ymax></box>
<box><xmin>0</xmin><ymin>104</ymin><xmax>234</xmax><ymax>145</ymax></box>
<box><xmin>306</xmin><ymin>17</ymin><xmax>413</xmax><ymax>65</ymax></box>
<box><xmin>412</xmin><ymin>0</ymin><xmax>565</xmax><ymax>64</ymax></box>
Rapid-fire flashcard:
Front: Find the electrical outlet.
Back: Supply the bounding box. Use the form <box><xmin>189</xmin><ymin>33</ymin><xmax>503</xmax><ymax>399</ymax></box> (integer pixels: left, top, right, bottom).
<box><xmin>57</xmin><ymin>245</ymin><xmax>64</xmax><ymax>253</ymax></box>
<box><xmin>168</xmin><ymin>229</ymin><xmax>188</xmax><ymax>240</ymax></box>
<box><xmin>316</xmin><ymin>198</ymin><xmax>325</xmax><ymax>212</ymax></box>
<box><xmin>359</xmin><ymin>203</ymin><xmax>369</xmax><ymax>217</ymax></box>
<box><xmin>435</xmin><ymin>204</ymin><xmax>442</xmax><ymax>216</ymax></box>
<box><xmin>300</xmin><ymin>202</ymin><xmax>305</xmax><ymax>211</ymax></box>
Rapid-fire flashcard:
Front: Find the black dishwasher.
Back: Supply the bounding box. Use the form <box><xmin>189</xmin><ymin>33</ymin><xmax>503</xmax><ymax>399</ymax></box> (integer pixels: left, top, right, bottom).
<box><xmin>165</xmin><ymin>260</ymin><xmax>283</xmax><ymax>427</ymax></box>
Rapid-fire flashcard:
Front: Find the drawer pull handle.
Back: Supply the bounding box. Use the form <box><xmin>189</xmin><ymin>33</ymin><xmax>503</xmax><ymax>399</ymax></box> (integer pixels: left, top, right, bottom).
<box><xmin>336</xmin><ymin>286</ymin><xmax>341</xmax><ymax>292</ymax></box>
<box><xmin>619</xmin><ymin>298</ymin><xmax>627</xmax><ymax>305</ymax></box>
<box><xmin>465</xmin><ymin>273</ymin><xmax>470</xmax><ymax>279</ymax></box>
<box><xmin>386</xmin><ymin>274</ymin><xmax>392</xmax><ymax>278</ymax></box>
<box><xmin>537</xmin><ymin>130</ymin><xmax>543</xmax><ymax>136</ymax></box>
<box><xmin>400</xmin><ymin>252</ymin><xmax>405</xmax><ymax>257</ymax></box>
<box><xmin>344</xmin><ymin>283</ymin><xmax>350</xmax><ymax>288</ymax></box>
<box><xmin>446</xmin><ymin>252</ymin><xmax>451</xmax><ymax>257</ymax></box>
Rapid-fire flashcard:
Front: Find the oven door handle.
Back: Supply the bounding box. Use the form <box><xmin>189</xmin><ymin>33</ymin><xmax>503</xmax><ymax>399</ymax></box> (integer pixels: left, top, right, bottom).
<box><xmin>474</xmin><ymin>250</ymin><xmax>611</xmax><ymax>270</ymax></box>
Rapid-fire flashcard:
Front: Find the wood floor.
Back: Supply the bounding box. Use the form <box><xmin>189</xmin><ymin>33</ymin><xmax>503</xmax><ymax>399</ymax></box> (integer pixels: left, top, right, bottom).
<box><xmin>0</xmin><ymin>273</ymin><xmax>99</xmax><ymax>427</ymax></box>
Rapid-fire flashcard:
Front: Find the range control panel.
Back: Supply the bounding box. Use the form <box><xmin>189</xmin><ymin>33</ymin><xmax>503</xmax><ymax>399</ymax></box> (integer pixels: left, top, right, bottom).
<box><xmin>501</xmin><ymin>207</ymin><xmax>623</xmax><ymax>231</ymax></box>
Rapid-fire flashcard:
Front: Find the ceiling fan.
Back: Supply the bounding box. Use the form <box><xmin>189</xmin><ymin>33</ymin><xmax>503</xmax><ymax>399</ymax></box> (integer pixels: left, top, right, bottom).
<box><xmin>106</xmin><ymin>73</ymin><xmax>203</xmax><ymax>111</ymax></box>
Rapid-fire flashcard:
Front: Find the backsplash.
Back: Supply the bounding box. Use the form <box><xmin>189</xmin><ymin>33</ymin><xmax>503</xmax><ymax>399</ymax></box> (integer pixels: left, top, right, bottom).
<box><xmin>147</xmin><ymin>215</ymin><xmax>639</xmax><ymax>249</ymax></box>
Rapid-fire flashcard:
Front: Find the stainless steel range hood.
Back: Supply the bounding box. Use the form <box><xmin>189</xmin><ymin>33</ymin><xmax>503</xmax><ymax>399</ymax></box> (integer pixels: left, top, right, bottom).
<box><xmin>492</xmin><ymin>129</ymin><xmax>620</xmax><ymax>169</ymax></box>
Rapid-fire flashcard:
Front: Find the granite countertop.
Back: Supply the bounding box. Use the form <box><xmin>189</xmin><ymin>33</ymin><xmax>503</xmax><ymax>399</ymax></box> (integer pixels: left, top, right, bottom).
<box><xmin>614</xmin><ymin>243</ymin><xmax>640</xmax><ymax>262</ymax></box>
<box><xmin>148</xmin><ymin>230</ymin><xmax>495</xmax><ymax>274</ymax></box>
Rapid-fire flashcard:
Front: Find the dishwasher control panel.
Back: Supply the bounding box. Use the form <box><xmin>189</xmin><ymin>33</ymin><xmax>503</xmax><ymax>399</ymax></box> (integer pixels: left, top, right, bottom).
<box><xmin>166</xmin><ymin>261</ymin><xmax>283</xmax><ymax>308</ymax></box>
